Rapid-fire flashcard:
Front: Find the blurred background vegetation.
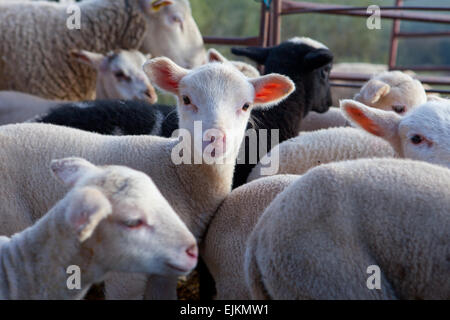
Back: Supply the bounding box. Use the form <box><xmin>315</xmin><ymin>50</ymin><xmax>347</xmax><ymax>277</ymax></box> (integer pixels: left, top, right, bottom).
<box><xmin>190</xmin><ymin>0</ymin><xmax>450</xmax><ymax>68</ymax></box>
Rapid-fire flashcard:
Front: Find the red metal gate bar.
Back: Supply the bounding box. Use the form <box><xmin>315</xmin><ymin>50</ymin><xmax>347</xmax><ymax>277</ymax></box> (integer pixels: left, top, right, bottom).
<box><xmin>331</xmin><ymin>72</ymin><xmax>450</xmax><ymax>86</ymax></box>
<box><xmin>330</xmin><ymin>82</ymin><xmax>450</xmax><ymax>95</ymax></box>
<box><xmin>395</xmin><ymin>31</ymin><xmax>450</xmax><ymax>38</ymax></box>
<box><xmin>279</xmin><ymin>1</ymin><xmax>450</xmax><ymax>24</ymax></box>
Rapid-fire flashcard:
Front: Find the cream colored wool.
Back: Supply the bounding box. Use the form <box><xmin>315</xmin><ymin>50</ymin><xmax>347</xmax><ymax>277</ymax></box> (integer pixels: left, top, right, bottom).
<box><xmin>201</xmin><ymin>175</ymin><xmax>298</xmax><ymax>299</ymax></box>
<box><xmin>250</xmin><ymin>97</ymin><xmax>450</xmax><ymax>182</ymax></box>
<box><xmin>247</xmin><ymin>127</ymin><xmax>396</xmax><ymax>182</ymax></box>
<box><xmin>245</xmin><ymin>159</ymin><xmax>450</xmax><ymax>299</ymax></box>
<box><xmin>0</xmin><ymin>0</ymin><xmax>205</xmax><ymax>100</ymax></box>
<box><xmin>0</xmin><ymin>49</ymin><xmax>156</xmax><ymax>125</ymax></box>
<box><xmin>0</xmin><ymin>158</ymin><xmax>197</xmax><ymax>300</ymax></box>
<box><xmin>0</xmin><ymin>124</ymin><xmax>228</xmax><ymax>298</ymax></box>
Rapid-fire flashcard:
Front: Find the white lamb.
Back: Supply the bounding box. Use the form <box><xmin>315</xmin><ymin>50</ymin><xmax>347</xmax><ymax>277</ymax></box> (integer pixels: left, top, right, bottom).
<box><xmin>0</xmin><ymin>157</ymin><xmax>197</xmax><ymax>300</ymax></box>
<box><xmin>0</xmin><ymin>49</ymin><xmax>157</xmax><ymax>125</ymax></box>
<box><xmin>201</xmin><ymin>174</ymin><xmax>299</xmax><ymax>299</ymax></box>
<box><xmin>301</xmin><ymin>71</ymin><xmax>427</xmax><ymax>132</ymax></box>
<box><xmin>245</xmin><ymin>158</ymin><xmax>450</xmax><ymax>299</ymax></box>
<box><xmin>248</xmin><ymin>98</ymin><xmax>450</xmax><ymax>182</ymax></box>
<box><xmin>0</xmin><ymin>57</ymin><xmax>294</xmax><ymax>299</ymax></box>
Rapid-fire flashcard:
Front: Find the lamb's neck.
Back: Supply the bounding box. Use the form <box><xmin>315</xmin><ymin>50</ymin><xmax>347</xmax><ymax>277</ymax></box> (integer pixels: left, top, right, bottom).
<box><xmin>174</xmin><ymin>155</ymin><xmax>235</xmax><ymax>241</ymax></box>
<box><xmin>0</xmin><ymin>200</ymin><xmax>104</xmax><ymax>300</ymax></box>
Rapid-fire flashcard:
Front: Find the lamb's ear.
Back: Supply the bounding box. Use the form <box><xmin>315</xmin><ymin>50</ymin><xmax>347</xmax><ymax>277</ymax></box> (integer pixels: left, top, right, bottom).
<box><xmin>70</xmin><ymin>50</ymin><xmax>105</xmax><ymax>70</ymax></box>
<box><xmin>66</xmin><ymin>187</ymin><xmax>112</xmax><ymax>242</ymax></box>
<box><xmin>303</xmin><ymin>48</ymin><xmax>333</xmax><ymax>71</ymax></box>
<box><xmin>340</xmin><ymin>99</ymin><xmax>402</xmax><ymax>148</ymax></box>
<box><xmin>51</xmin><ymin>157</ymin><xmax>100</xmax><ymax>187</ymax></box>
<box><xmin>207</xmin><ymin>48</ymin><xmax>227</xmax><ymax>63</ymax></box>
<box><xmin>358</xmin><ymin>79</ymin><xmax>391</xmax><ymax>104</ymax></box>
<box><xmin>231</xmin><ymin>47</ymin><xmax>270</xmax><ymax>65</ymax></box>
<box><xmin>250</xmin><ymin>74</ymin><xmax>295</xmax><ymax>108</ymax></box>
<box><xmin>143</xmin><ymin>57</ymin><xmax>189</xmax><ymax>94</ymax></box>
<box><xmin>140</xmin><ymin>0</ymin><xmax>173</xmax><ymax>12</ymax></box>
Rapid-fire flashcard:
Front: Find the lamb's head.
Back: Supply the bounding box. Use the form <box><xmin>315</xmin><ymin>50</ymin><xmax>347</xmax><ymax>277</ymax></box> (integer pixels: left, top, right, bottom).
<box><xmin>341</xmin><ymin>99</ymin><xmax>450</xmax><ymax>168</ymax></box>
<box><xmin>354</xmin><ymin>71</ymin><xmax>427</xmax><ymax>115</ymax></box>
<box><xmin>70</xmin><ymin>49</ymin><xmax>157</xmax><ymax>103</ymax></box>
<box><xmin>207</xmin><ymin>48</ymin><xmax>261</xmax><ymax>78</ymax></box>
<box><xmin>144</xmin><ymin>57</ymin><xmax>295</xmax><ymax>162</ymax></box>
<box><xmin>231</xmin><ymin>37</ymin><xmax>333</xmax><ymax>113</ymax></box>
<box><xmin>138</xmin><ymin>0</ymin><xmax>206</xmax><ymax>68</ymax></box>
<box><xmin>50</xmin><ymin>157</ymin><xmax>198</xmax><ymax>276</ymax></box>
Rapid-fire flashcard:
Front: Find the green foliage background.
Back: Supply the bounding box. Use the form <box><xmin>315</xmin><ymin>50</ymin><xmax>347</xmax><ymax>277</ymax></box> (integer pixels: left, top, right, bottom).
<box><xmin>190</xmin><ymin>0</ymin><xmax>450</xmax><ymax>67</ymax></box>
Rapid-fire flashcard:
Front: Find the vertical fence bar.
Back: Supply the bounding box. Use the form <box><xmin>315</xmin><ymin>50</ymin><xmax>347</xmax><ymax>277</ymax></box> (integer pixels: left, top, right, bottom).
<box><xmin>389</xmin><ymin>0</ymin><xmax>403</xmax><ymax>70</ymax></box>
<box><xmin>271</xmin><ymin>0</ymin><xmax>282</xmax><ymax>46</ymax></box>
<box><xmin>259</xmin><ymin>2</ymin><xmax>270</xmax><ymax>47</ymax></box>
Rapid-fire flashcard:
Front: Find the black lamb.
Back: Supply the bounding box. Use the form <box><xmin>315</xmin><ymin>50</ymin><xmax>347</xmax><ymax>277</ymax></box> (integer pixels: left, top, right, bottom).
<box><xmin>230</xmin><ymin>37</ymin><xmax>333</xmax><ymax>187</ymax></box>
<box><xmin>36</xmin><ymin>100</ymin><xmax>178</xmax><ymax>138</ymax></box>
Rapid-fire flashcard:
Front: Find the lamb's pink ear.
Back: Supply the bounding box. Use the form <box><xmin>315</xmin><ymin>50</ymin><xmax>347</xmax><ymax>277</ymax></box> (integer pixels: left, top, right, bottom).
<box><xmin>66</xmin><ymin>187</ymin><xmax>112</xmax><ymax>242</ymax></box>
<box><xmin>70</xmin><ymin>50</ymin><xmax>105</xmax><ymax>70</ymax></box>
<box><xmin>359</xmin><ymin>79</ymin><xmax>391</xmax><ymax>104</ymax></box>
<box><xmin>143</xmin><ymin>57</ymin><xmax>189</xmax><ymax>94</ymax></box>
<box><xmin>250</xmin><ymin>74</ymin><xmax>295</xmax><ymax>108</ymax></box>
<box><xmin>340</xmin><ymin>99</ymin><xmax>402</xmax><ymax>143</ymax></box>
<box><xmin>50</xmin><ymin>157</ymin><xmax>100</xmax><ymax>187</ymax></box>
<box><xmin>207</xmin><ymin>48</ymin><xmax>227</xmax><ymax>63</ymax></box>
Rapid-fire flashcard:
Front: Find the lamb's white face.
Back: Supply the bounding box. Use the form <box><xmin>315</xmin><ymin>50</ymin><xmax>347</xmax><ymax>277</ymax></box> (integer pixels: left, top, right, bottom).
<box><xmin>177</xmin><ymin>64</ymin><xmax>255</xmax><ymax>160</ymax></box>
<box><xmin>341</xmin><ymin>99</ymin><xmax>450</xmax><ymax>169</ymax></box>
<box><xmin>70</xmin><ymin>50</ymin><xmax>157</xmax><ymax>103</ymax></box>
<box><xmin>398</xmin><ymin>101</ymin><xmax>450</xmax><ymax>167</ymax></box>
<box><xmin>143</xmin><ymin>58</ymin><xmax>295</xmax><ymax>163</ymax></box>
<box><xmin>100</xmin><ymin>51</ymin><xmax>157</xmax><ymax>103</ymax></box>
<box><xmin>355</xmin><ymin>72</ymin><xmax>427</xmax><ymax>115</ymax></box>
<box><xmin>51</xmin><ymin>158</ymin><xmax>198</xmax><ymax>276</ymax></box>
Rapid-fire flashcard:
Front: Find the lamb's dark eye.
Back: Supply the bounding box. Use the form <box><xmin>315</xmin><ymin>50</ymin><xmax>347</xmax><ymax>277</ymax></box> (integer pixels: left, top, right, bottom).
<box><xmin>122</xmin><ymin>219</ymin><xmax>145</xmax><ymax>229</ymax></box>
<box><xmin>242</xmin><ymin>103</ymin><xmax>250</xmax><ymax>111</ymax></box>
<box><xmin>411</xmin><ymin>134</ymin><xmax>424</xmax><ymax>145</ymax></box>
<box><xmin>115</xmin><ymin>71</ymin><xmax>131</xmax><ymax>82</ymax></box>
<box><xmin>392</xmin><ymin>105</ymin><xmax>406</xmax><ymax>114</ymax></box>
<box><xmin>182</xmin><ymin>96</ymin><xmax>191</xmax><ymax>105</ymax></box>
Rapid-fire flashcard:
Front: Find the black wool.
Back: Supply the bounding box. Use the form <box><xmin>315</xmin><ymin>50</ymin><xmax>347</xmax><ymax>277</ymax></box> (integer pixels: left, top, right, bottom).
<box><xmin>231</xmin><ymin>40</ymin><xmax>334</xmax><ymax>188</ymax></box>
<box><xmin>37</xmin><ymin>100</ymin><xmax>178</xmax><ymax>137</ymax></box>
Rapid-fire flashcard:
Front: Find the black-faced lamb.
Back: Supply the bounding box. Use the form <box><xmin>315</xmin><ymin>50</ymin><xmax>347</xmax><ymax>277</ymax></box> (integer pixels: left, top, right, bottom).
<box><xmin>230</xmin><ymin>37</ymin><xmax>333</xmax><ymax>187</ymax></box>
<box><xmin>0</xmin><ymin>157</ymin><xmax>197</xmax><ymax>300</ymax></box>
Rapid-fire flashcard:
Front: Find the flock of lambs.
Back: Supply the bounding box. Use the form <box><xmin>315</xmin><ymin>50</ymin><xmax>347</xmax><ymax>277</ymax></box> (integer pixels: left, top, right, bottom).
<box><xmin>0</xmin><ymin>0</ymin><xmax>449</xmax><ymax>300</ymax></box>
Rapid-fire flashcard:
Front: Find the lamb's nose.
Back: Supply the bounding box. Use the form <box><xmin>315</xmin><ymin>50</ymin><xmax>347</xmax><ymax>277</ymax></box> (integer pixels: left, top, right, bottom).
<box><xmin>143</xmin><ymin>87</ymin><xmax>157</xmax><ymax>104</ymax></box>
<box><xmin>186</xmin><ymin>244</ymin><xmax>198</xmax><ymax>259</ymax></box>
